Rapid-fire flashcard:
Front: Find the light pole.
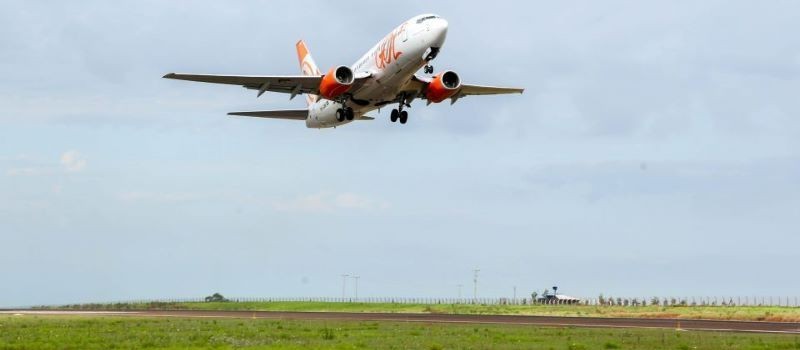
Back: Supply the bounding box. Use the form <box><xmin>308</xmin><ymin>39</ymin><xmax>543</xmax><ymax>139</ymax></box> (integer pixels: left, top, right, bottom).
<box><xmin>473</xmin><ymin>268</ymin><xmax>480</xmax><ymax>302</ymax></box>
<box><xmin>513</xmin><ymin>286</ymin><xmax>517</xmax><ymax>302</ymax></box>
<box><xmin>341</xmin><ymin>274</ymin><xmax>349</xmax><ymax>300</ymax></box>
<box><xmin>457</xmin><ymin>284</ymin><xmax>463</xmax><ymax>299</ymax></box>
<box><xmin>352</xmin><ymin>275</ymin><xmax>360</xmax><ymax>301</ymax></box>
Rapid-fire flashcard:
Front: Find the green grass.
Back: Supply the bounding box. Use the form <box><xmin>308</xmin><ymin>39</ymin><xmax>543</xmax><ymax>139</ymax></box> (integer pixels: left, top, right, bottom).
<box><xmin>2</xmin><ymin>315</ymin><xmax>799</xmax><ymax>350</ymax></box>
<box><xmin>49</xmin><ymin>301</ymin><xmax>800</xmax><ymax>322</ymax></box>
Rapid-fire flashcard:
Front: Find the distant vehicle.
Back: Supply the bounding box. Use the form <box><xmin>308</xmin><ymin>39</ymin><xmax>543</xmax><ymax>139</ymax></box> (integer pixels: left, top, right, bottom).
<box><xmin>163</xmin><ymin>14</ymin><xmax>523</xmax><ymax>128</ymax></box>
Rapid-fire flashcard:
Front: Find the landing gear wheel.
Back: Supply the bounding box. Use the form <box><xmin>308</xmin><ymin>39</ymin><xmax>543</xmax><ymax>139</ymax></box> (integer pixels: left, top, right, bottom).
<box><xmin>424</xmin><ymin>65</ymin><xmax>434</xmax><ymax>74</ymax></box>
<box><xmin>336</xmin><ymin>108</ymin><xmax>345</xmax><ymax>122</ymax></box>
<box><xmin>390</xmin><ymin>109</ymin><xmax>399</xmax><ymax>122</ymax></box>
<box><xmin>345</xmin><ymin>107</ymin><xmax>354</xmax><ymax>121</ymax></box>
<box><xmin>399</xmin><ymin>111</ymin><xmax>408</xmax><ymax>124</ymax></box>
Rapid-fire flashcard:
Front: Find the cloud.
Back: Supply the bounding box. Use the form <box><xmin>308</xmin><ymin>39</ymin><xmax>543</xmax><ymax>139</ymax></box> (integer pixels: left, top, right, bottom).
<box><xmin>3</xmin><ymin>155</ymin><xmax>51</xmax><ymax>177</ymax></box>
<box><xmin>272</xmin><ymin>193</ymin><xmax>328</xmax><ymax>212</ymax></box>
<box><xmin>334</xmin><ymin>192</ymin><xmax>390</xmax><ymax>210</ymax></box>
<box><xmin>117</xmin><ymin>191</ymin><xmax>203</xmax><ymax>203</ymax></box>
<box><xmin>5</xmin><ymin>167</ymin><xmax>41</xmax><ymax>177</ymax></box>
<box><xmin>272</xmin><ymin>192</ymin><xmax>390</xmax><ymax>213</ymax></box>
<box><xmin>0</xmin><ymin>154</ymin><xmax>31</xmax><ymax>162</ymax></box>
<box><xmin>60</xmin><ymin>150</ymin><xmax>87</xmax><ymax>172</ymax></box>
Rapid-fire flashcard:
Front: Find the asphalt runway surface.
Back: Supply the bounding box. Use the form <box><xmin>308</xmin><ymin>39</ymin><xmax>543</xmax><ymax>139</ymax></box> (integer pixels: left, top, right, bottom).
<box><xmin>2</xmin><ymin>310</ymin><xmax>799</xmax><ymax>334</ymax></box>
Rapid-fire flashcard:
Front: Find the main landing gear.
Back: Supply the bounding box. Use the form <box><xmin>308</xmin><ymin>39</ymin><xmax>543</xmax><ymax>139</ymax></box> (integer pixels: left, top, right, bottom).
<box><xmin>423</xmin><ymin>65</ymin><xmax>434</xmax><ymax>74</ymax></box>
<box><xmin>389</xmin><ymin>93</ymin><xmax>412</xmax><ymax>124</ymax></box>
<box><xmin>390</xmin><ymin>108</ymin><xmax>408</xmax><ymax>124</ymax></box>
<box><xmin>336</xmin><ymin>107</ymin><xmax>354</xmax><ymax>122</ymax></box>
<box><xmin>390</xmin><ymin>97</ymin><xmax>410</xmax><ymax>124</ymax></box>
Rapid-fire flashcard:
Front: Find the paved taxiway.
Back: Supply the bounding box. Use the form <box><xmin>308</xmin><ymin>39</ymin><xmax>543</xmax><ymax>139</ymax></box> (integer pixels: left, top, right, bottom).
<box><xmin>2</xmin><ymin>310</ymin><xmax>798</xmax><ymax>334</ymax></box>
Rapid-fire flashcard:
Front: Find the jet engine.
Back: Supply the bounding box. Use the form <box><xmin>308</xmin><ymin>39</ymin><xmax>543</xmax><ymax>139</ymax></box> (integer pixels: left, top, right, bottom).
<box><xmin>319</xmin><ymin>66</ymin><xmax>355</xmax><ymax>100</ymax></box>
<box><xmin>424</xmin><ymin>71</ymin><xmax>461</xmax><ymax>103</ymax></box>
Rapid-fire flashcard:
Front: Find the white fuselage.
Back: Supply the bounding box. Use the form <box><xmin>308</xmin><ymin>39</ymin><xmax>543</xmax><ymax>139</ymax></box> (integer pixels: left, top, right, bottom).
<box><xmin>306</xmin><ymin>15</ymin><xmax>448</xmax><ymax>128</ymax></box>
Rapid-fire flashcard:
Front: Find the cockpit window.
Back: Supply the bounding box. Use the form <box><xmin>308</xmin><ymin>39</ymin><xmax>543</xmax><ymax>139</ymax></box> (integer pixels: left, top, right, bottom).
<box><xmin>416</xmin><ymin>15</ymin><xmax>438</xmax><ymax>24</ymax></box>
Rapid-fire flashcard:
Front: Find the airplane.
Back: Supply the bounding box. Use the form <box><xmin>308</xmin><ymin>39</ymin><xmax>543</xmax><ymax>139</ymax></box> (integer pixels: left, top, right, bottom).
<box><xmin>163</xmin><ymin>14</ymin><xmax>523</xmax><ymax>129</ymax></box>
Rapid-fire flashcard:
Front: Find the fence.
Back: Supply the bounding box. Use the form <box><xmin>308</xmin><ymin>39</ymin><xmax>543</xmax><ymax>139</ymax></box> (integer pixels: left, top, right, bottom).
<box><xmin>60</xmin><ymin>295</ymin><xmax>800</xmax><ymax>308</ymax></box>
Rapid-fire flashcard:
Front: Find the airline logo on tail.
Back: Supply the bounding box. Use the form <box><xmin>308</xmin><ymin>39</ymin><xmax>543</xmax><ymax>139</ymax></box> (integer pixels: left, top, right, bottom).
<box><xmin>296</xmin><ymin>40</ymin><xmax>321</xmax><ymax>107</ymax></box>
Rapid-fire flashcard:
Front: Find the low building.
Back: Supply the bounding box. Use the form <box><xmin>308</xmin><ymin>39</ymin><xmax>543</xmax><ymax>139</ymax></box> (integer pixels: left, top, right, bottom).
<box><xmin>537</xmin><ymin>294</ymin><xmax>581</xmax><ymax>304</ymax></box>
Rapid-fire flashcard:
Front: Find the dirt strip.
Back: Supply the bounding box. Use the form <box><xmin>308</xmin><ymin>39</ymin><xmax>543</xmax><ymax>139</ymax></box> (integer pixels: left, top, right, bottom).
<box><xmin>3</xmin><ymin>310</ymin><xmax>799</xmax><ymax>334</ymax></box>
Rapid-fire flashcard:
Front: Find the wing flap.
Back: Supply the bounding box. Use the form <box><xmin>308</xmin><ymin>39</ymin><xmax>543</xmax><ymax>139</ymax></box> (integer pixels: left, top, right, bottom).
<box><xmin>228</xmin><ymin>109</ymin><xmax>308</xmax><ymax>120</ymax></box>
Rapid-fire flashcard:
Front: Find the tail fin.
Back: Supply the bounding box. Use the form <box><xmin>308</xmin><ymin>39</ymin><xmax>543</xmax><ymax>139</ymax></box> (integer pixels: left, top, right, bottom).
<box><xmin>296</xmin><ymin>40</ymin><xmax>320</xmax><ymax>107</ymax></box>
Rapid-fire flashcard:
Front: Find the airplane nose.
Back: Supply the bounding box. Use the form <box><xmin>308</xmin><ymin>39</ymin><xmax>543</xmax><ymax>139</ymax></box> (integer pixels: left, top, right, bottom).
<box><xmin>428</xmin><ymin>18</ymin><xmax>448</xmax><ymax>47</ymax></box>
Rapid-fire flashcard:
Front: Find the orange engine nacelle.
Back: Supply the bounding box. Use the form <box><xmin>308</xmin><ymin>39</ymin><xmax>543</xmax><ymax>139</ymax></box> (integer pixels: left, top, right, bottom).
<box><xmin>319</xmin><ymin>66</ymin><xmax>354</xmax><ymax>100</ymax></box>
<box><xmin>425</xmin><ymin>71</ymin><xmax>462</xmax><ymax>103</ymax></box>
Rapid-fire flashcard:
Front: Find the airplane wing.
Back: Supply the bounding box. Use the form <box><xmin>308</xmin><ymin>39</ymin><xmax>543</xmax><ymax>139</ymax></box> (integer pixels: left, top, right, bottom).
<box><xmin>457</xmin><ymin>84</ymin><xmax>525</xmax><ymax>96</ymax></box>
<box><xmin>163</xmin><ymin>72</ymin><xmax>372</xmax><ymax>99</ymax></box>
<box><xmin>446</xmin><ymin>84</ymin><xmax>524</xmax><ymax>105</ymax></box>
<box><xmin>163</xmin><ymin>73</ymin><xmax>322</xmax><ymax>98</ymax></box>
<box><xmin>228</xmin><ymin>109</ymin><xmax>309</xmax><ymax>120</ymax></box>
<box><xmin>408</xmin><ymin>75</ymin><xmax>524</xmax><ymax>104</ymax></box>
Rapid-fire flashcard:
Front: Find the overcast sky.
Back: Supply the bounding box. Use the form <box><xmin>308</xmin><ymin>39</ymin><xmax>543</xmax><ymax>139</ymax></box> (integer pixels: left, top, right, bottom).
<box><xmin>1</xmin><ymin>1</ymin><xmax>799</xmax><ymax>307</ymax></box>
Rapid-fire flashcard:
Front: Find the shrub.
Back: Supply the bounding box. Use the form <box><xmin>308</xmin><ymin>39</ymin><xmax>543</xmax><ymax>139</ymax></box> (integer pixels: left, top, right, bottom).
<box><xmin>205</xmin><ymin>293</ymin><xmax>229</xmax><ymax>302</ymax></box>
<box><xmin>320</xmin><ymin>327</ymin><xmax>335</xmax><ymax>340</ymax></box>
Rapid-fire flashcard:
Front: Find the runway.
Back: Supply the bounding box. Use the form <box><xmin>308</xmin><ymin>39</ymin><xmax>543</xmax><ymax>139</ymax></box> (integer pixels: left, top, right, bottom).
<box><xmin>3</xmin><ymin>310</ymin><xmax>799</xmax><ymax>334</ymax></box>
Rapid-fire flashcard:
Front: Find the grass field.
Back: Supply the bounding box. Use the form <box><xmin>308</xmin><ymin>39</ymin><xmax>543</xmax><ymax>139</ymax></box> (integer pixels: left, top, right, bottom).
<box><xmin>2</xmin><ymin>315</ymin><xmax>799</xmax><ymax>350</ymax></box>
<box><xmin>49</xmin><ymin>301</ymin><xmax>800</xmax><ymax>322</ymax></box>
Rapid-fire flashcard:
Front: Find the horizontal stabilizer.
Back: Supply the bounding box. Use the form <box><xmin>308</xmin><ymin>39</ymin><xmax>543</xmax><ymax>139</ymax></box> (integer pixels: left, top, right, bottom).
<box><xmin>228</xmin><ymin>110</ymin><xmax>308</xmax><ymax>120</ymax></box>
